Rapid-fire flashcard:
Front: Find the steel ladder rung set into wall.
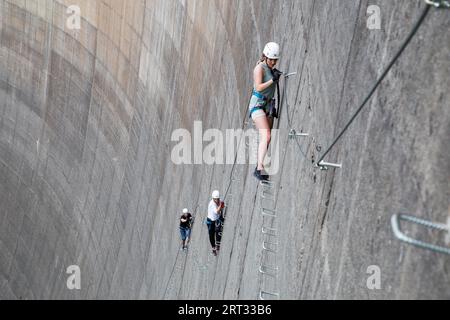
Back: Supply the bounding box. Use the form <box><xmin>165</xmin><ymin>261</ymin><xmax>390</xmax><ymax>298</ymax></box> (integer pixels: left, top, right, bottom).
<box><xmin>258</xmin><ymin>180</ymin><xmax>280</xmax><ymax>300</ymax></box>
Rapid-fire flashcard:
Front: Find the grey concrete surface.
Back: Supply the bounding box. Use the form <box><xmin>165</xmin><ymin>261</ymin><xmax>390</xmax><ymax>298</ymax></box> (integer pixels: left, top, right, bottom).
<box><xmin>0</xmin><ymin>0</ymin><xmax>449</xmax><ymax>299</ymax></box>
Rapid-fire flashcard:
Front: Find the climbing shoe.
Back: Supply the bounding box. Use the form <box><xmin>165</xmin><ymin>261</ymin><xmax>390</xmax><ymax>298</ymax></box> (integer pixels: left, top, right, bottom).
<box><xmin>253</xmin><ymin>168</ymin><xmax>269</xmax><ymax>181</ymax></box>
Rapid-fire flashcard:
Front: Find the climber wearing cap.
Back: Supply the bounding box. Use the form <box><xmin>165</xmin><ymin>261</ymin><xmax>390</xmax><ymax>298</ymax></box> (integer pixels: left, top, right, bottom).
<box><xmin>207</xmin><ymin>190</ymin><xmax>225</xmax><ymax>256</ymax></box>
<box><xmin>179</xmin><ymin>208</ymin><xmax>193</xmax><ymax>250</ymax></box>
<box><xmin>248</xmin><ymin>42</ymin><xmax>283</xmax><ymax>181</ymax></box>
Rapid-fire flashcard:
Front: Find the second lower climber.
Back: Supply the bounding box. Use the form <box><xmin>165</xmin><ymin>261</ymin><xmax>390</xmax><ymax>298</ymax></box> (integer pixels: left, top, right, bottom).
<box><xmin>206</xmin><ymin>190</ymin><xmax>226</xmax><ymax>256</ymax></box>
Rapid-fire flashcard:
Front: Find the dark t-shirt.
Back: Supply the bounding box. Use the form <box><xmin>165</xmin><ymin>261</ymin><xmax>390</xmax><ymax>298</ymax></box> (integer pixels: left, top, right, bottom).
<box><xmin>180</xmin><ymin>213</ymin><xmax>192</xmax><ymax>229</ymax></box>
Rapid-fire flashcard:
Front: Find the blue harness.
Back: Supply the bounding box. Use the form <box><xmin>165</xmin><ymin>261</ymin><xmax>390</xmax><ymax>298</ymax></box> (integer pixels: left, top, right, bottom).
<box><xmin>252</xmin><ymin>90</ymin><xmax>266</xmax><ymax>100</ymax></box>
<box><xmin>249</xmin><ymin>90</ymin><xmax>268</xmax><ymax>118</ymax></box>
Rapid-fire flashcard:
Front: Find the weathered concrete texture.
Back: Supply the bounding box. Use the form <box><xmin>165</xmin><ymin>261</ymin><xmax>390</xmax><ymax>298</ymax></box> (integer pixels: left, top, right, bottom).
<box><xmin>0</xmin><ymin>0</ymin><xmax>449</xmax><ymax>299</ymax></box>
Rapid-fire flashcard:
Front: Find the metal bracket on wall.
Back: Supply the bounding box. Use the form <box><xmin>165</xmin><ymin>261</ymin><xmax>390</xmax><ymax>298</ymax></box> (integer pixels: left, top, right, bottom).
<box><xmin>317</xmin><ymin>160</ymin><xmax>342</xmax><ymax>170</ymax></box>
<box><xmin>425</xmin><ymin>0</ymin><xmax>450</xmax><ymax>8</ymax></box>
<box><xmin>391</xmin><ymin>214</ymin><xmax>450</xmax><ymax>255</ymax></box>
<box><xmin>284</xmin><ymin>71</ymin><xmax>298</xmax><ymax>78</ymax></box>
<box><xmin>289</xmin><ymin>129</ymin><xmax>309</xmax><ymax>140</ymax></box>
<box><xmin>259</xmin><ymin>290</ymin><xmax>280</xmax><ymax>300</ymax></box>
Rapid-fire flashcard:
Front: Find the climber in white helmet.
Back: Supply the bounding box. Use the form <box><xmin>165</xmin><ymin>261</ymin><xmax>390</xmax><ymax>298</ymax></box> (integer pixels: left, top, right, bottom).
<box><xmin>207</xmin><ymin>190</ymin><xmax>225</xmax><ymax>256</ymax></box>
<box><xmin>179</xmin><ymin>208</ymin><xmax>193</xmax><ymax>251</ymax></box>
<box><xmin>248</xmin><ymin>42</ymin><xmax>282</xmax><ymax>181</ymax></box>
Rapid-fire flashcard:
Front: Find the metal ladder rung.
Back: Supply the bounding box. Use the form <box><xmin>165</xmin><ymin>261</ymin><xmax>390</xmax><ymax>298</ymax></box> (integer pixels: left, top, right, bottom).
<box><xmin>260</xmin><ymin>199</ymin><xmax>275</xmax><ymax>210</ymax></box>
<box><xmin>259</xmin><ymin>290</ymin><xmax>280</xmax><ymax>300</ymax></box>
<box><xmin>262</xmin><ymin>241</ymin><xmax>278</xmax><ymax>253</ymax></box>
<box><xmin>261</xmin><ymin>189</ymin><xmax>275</xmax><ymax>200</ymax></box>
<box><xmin>260</xmin><ymin>199</ymin><xmax>275</xmax><ymax>207</ymax></box>
<box><xmin>262</xmin><ymin>226</ymin><xmax>277</xmax><ymax>236</ymax></box>
<box><xmin>260</xmin><ymin>180</ymin><xmax>274</xmax><ymax>187</ymax></box>
<box><xmin>261</xmin><ymin>208</ymin><xmax>277</xmax><ymax>217</ymax></box>
<box><xmin>391</xmin><ymin>214</ymin><xmax>450</xmax><ymax>255</ymax></box>
<box><xmin>259</xmin><ymin>265</ymin><xmax>278</xmax><ymax>277</ymax></box>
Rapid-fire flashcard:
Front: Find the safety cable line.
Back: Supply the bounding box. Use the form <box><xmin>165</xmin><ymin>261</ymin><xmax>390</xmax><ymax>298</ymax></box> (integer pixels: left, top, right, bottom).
<box><xmin>283</xmin><ymin>78</ymin><xmax>310</xmax><ymax>159</ymax></box>
<box><xmin>317</xmin><ymin>5</ymin><xmax>431</xmax><ymax>165</ymax></box>
<box><xmin>223</xmin><ymin>91</ymin><xmax>254</xmax><ymax>201</ymax></box>
<box><xmin>162</xmin><ymin>246</ymin><xmax>182</xmax><ymax>298</ymax></box>
<box><xmin>279</xmin><ymin>0</ymin><xmax>316</xmax><ymax>161</ymax></box>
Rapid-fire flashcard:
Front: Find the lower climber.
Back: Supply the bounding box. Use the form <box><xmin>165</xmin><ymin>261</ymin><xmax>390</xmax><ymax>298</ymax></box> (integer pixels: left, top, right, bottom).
<box><xmin>179</xmin><ymin>208</ymin><xmax>193</xmax><ymax>250</ymax></box>
<box><xmin>207</xmin><ymin>190</ymin><xmax>225</xmax><ymax>256</ymax></box>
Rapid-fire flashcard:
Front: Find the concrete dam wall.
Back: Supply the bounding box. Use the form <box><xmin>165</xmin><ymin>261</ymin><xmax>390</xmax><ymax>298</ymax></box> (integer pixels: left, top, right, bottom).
<box><xmin>0</xmin><ymin>0</ymin><xmax>449</xmax><ymax>299</ymax></box>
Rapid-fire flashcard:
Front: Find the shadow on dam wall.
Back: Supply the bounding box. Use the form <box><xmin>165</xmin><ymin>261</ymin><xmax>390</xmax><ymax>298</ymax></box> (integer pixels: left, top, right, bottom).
<box><xmin>0</xmin><ymin>0</ymin><xmax>449</xmax><ymax>299</ymax></box>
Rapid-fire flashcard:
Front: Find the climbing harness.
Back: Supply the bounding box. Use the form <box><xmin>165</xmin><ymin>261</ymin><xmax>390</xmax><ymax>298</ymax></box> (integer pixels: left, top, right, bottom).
<box><xmin>252</xmin><ymin>90</ymin><xmax>267</xmax><ymax>101</ymax></box>
<box><xmin>391</xmin><ymin>214</ymin><xmax>450</xmax><ymax>255</ymax></box>
<box><xmin>249</xmin><ymin>90</ymin><xmax>267</xmax><ymax>118</ymax></box>
<box><xmin>249</xmin><ymin>67</ymin><xmax>282</xmax><ymax>119</ymax></box>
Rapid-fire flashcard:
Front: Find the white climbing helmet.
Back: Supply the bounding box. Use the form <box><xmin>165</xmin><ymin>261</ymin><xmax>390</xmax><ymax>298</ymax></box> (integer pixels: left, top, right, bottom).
<box><xmin>182</xmin><ymin>208</ymin><xmax>189</xmax><ymax>214</ymax></box>
<box><xmin>263</xmin><ymin>42</ymin><xmax>280</xmax><ymax>60</ymax></box>
<box><xmin>212</xmin><ymin>190</ymin><xmax>220</xmax><ymax>199</ymax></box>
